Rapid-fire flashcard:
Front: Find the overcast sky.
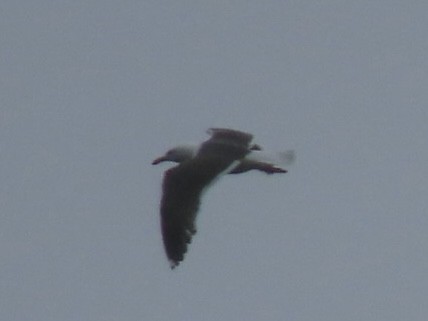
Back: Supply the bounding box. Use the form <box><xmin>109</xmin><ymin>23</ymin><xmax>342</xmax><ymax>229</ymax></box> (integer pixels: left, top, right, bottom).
<box><xmin>2</xmin><ymin>1</ymin><xmax>428</xmax><ymax>320</ymax></box>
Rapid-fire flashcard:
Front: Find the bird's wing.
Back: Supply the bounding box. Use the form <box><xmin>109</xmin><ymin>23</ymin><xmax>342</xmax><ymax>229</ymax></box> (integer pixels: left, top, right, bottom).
<box><xmin>160</xmin><ymin>158</ymin><xmax>235</xmax><ymax>268</ymax></box>
<box><xmin>206</xmin><ymin>128</ymin><xmax>253</xmax><ymax>148</ymax></box>
<box><xmin>229</xmin><ymin>158</ymin><xmax>287</xmax><ymax>174</ymax></box>
<box><xmin>229</xmin><ymin>150</ymin><xmax>295</xmax><ymax>174</ymax></box>
<box><xmin>198</xmin><ymin>128</ymin><xmax>253</xmax><ymax>160</ymax></box>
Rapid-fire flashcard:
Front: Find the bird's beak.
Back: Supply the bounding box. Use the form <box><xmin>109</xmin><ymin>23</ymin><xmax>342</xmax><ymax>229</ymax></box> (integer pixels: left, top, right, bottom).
<box><xmin>152</xmin><ymin>156</ymin><xmax>167</xmax><ymax>165</ymax></box>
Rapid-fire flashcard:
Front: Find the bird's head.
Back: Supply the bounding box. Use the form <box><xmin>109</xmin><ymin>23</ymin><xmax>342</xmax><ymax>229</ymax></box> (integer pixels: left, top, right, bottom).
<box><xmin>152</xmin><ymin>145</ymin><xmax>197</xmax><ymax>165</ymax></box>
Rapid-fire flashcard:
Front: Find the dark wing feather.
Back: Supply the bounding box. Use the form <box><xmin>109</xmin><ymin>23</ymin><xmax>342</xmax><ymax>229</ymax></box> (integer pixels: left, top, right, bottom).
<box><xmin>160</xmin><ymin>158</ymin><xmax>235</xmax><ymax>268</ymax></box>
<box><xmin>199</xmin><ymin>128</ymin><xmax>253</xmax><ymax>160</ymax></box>
<box><xmin>206</xmin><ymin>128</ymin><xmax>253</xmax><ymax>148</ymax></box>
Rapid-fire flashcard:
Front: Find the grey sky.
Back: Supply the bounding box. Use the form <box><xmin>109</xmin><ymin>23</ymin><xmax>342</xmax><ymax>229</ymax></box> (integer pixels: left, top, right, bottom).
<box><xmin>2</xmin><ymin>1</ymin><xmax>428</xmax><ymax>320</ymax></box>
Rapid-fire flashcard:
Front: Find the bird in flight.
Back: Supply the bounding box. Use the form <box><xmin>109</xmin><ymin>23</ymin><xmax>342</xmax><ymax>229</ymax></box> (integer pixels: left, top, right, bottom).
<box><xmin>152</xmin><ymin>128</ymin><xmax>292</xmax><ymax>268</ymax></box>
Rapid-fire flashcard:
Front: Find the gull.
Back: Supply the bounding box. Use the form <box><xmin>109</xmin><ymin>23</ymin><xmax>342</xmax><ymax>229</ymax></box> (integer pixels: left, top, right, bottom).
<box><xmin>152</xmin><ymin>128</ymin><xmax>293</xmax><ymax>268</ymax></box>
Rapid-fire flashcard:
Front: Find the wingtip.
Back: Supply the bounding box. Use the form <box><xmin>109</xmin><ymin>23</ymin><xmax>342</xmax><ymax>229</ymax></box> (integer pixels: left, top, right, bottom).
<box><xmin>268</xmin><ymin>167</ymin><xmax>288</xmax><ymax>174</ymax></box>
<box><xmin>169</xmin><ymin>260</ymin><xmax>180</xmax><ymax>269</ymax></box>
